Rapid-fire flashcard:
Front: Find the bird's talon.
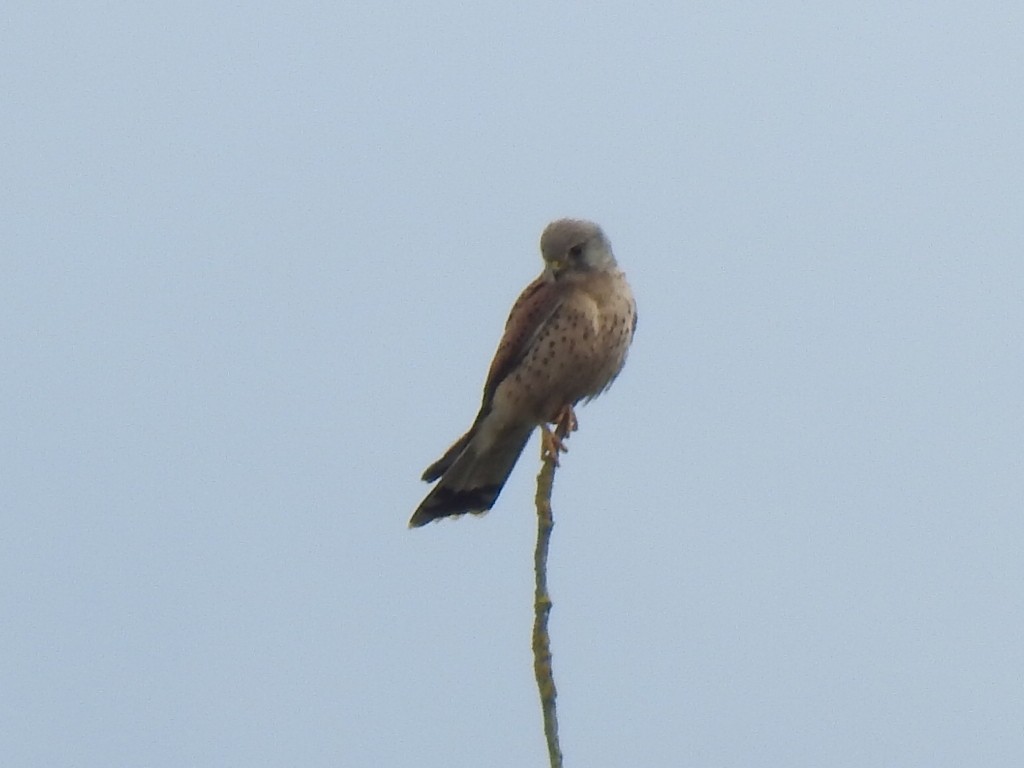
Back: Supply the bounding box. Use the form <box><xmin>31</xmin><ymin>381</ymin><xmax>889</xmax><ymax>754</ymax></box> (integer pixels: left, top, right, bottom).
<box><xmin>540</xmin><ymin>424</ymin><xmax>569</xmax><ymax>465</ymax></box>
<box><xmin>556</xmin><ymin>404</ymin><xmax>579</xmax><ymax>435</ymax></box>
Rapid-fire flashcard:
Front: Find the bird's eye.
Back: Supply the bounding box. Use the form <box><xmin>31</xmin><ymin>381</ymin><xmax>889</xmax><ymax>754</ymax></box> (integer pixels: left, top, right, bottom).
<box><xmin>568</xmin><ymin>244</ymin><xmax>584</xmax><ymax>259</ymax></box>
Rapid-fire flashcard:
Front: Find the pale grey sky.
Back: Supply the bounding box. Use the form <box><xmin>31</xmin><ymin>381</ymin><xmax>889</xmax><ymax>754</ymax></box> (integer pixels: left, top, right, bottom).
<box><xmin>3</xmin><ymin>2</ymin><xmax>1023</xmax><ymax>766</ymax></box>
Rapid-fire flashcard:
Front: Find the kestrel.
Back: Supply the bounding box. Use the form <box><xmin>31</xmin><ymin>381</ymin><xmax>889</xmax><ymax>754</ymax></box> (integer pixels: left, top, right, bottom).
<box><xmin>409</xmin><ymin>218</ymin><xmax>636</xmax><ymax>528</ymax></box>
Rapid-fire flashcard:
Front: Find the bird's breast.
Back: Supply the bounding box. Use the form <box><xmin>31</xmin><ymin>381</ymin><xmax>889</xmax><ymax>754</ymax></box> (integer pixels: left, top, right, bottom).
<box><xmin>488</xmin><ymin>269</ymin><xmax>635</xmax><ymax>427</ymax></box>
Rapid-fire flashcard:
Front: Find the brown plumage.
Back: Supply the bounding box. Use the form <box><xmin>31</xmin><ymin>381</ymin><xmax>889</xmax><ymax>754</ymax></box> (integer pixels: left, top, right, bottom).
<box><xmin>409</xmin><ymin>218</ymin><xmax>636</xmax><ymax>527</ymax></box>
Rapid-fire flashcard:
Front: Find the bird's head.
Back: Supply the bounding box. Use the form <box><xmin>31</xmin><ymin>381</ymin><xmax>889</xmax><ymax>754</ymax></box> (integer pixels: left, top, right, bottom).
<box><xmin>540</xmin><ymin>218</ymin><xmax>617</xmax><ymax>278</ymax></box>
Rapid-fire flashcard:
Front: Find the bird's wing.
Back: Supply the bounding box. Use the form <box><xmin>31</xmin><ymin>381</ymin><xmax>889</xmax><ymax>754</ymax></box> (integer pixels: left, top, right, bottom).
<box><xmin>419</xmin><ymin>274</ymin><xmax>563</xmax><ymax>486</ymax></box>
<box><xmin>479</xmin><ymin>274</ymin><xmax>565</xmax><ymax>411</ymax></box>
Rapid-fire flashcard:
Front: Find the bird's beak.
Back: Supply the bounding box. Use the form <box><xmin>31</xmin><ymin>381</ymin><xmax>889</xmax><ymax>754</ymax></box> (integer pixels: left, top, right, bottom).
<box><xmin>547</xmin><ymin>256</ymin><xmax>570</xmax><ymax>276</ymax></box>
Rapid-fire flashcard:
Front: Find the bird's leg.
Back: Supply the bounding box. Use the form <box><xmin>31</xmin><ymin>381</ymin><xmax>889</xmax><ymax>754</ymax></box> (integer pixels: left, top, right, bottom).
<box><xmin>540</xmin><ymin>424</ymin><xmax>567</xmax><ymax>465</ymax></box>
<box><xmin>554</xmin><ymin>403</ymin><xmax>578</xmax><ymax>436</ymax></box>
<box><xmin>540</xmin><ymin>404</ymin><xmax>578</xmax><ymax>465</ymax></box>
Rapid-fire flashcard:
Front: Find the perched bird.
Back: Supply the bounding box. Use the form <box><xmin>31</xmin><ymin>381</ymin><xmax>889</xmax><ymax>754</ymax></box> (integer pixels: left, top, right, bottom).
<box><xmin>409</xmin><ymin>218</ymin><xmax>636</xmax><ymax>528</ymax></box>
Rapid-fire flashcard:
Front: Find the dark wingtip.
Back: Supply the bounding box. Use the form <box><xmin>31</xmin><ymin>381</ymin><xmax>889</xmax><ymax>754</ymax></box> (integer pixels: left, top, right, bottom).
<box><xmin>421</xmin><ymin>429</ymin><xmax>476</xmax><ymax>483</ymax></box>
<box><xmin>408</xmin><ymin>485</ymin><xmax>502</xmax><ymax>528</ymax></box>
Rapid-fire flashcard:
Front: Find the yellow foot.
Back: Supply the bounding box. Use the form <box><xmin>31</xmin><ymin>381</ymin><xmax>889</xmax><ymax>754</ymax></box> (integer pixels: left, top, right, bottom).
<box><xmin>540</xmin><ymin>424</ymin><xmax>567</xmax><ymax>465</ymax></box>
<box><xmin>553</xmin><ymin>404</ymin><xmax>578</xmax><ymax>436</ymax></box>
<box><xmin>540</xmin><ymin>405</ymin><xmax>578</xmax><ymax>465</ymax></box>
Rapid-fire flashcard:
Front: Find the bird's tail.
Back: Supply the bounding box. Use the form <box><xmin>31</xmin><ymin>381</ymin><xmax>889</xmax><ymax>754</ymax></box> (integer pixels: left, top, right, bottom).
<box><xmin>409</xmin><ymin>425</ymin><xmax>533</xmax><ymax>527</ymax></box>
<box><xmin>420</xmin><ymin>429</ymin><xmax>474</xmax><ymax>483</ymax></box>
